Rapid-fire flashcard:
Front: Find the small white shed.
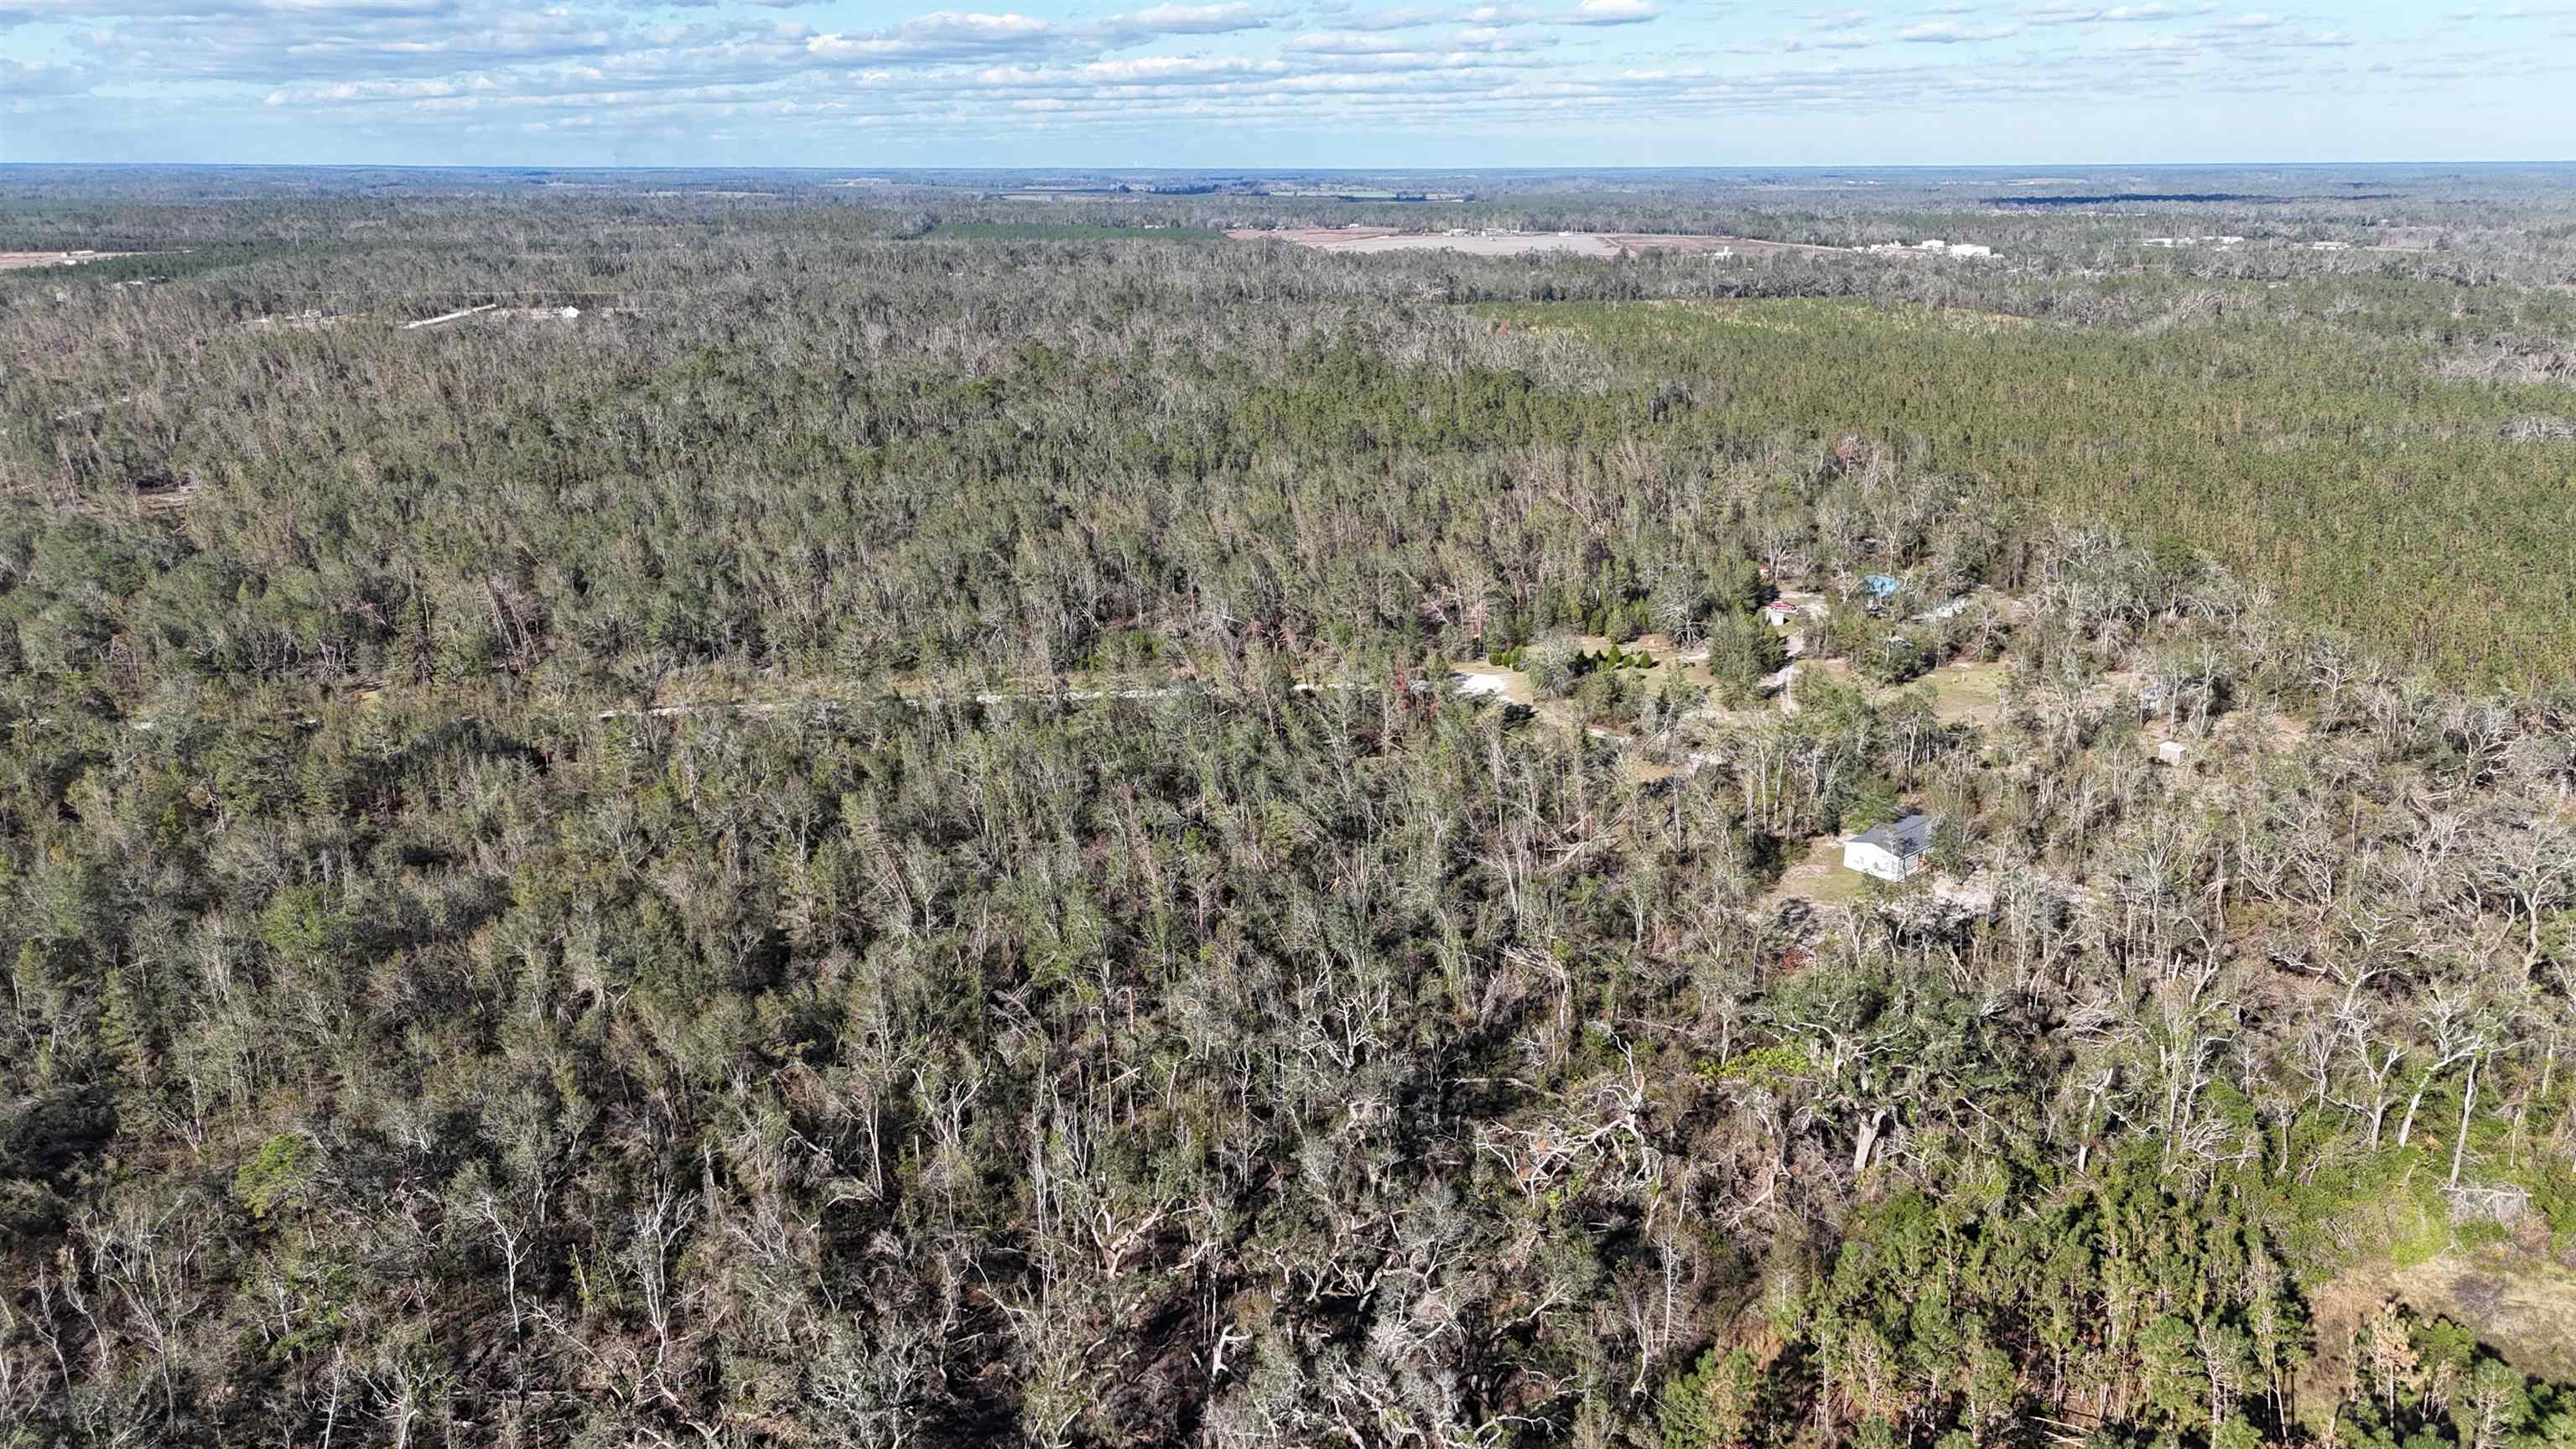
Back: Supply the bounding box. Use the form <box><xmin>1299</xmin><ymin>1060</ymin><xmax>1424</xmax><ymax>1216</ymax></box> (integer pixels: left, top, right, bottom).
<box><xmin>1842</xmin><ymin>813</ymin><xmax>1938</xmax><ymax>881</ymax></box>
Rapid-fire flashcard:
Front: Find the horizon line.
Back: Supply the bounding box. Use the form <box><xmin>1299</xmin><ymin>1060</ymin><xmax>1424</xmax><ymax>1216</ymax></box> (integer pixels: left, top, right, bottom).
<box><xmin>6</xmin><ymin>158</ymin><xmax>2576</xmax><ymax>174</ymax></box>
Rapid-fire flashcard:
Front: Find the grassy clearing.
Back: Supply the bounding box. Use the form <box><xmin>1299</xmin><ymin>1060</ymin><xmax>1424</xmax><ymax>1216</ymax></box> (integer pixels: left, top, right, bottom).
<box><xmin>1922</xmin><ymin>660</ymin><xmax>2010</xmax><ymax>724</ymax></box>
<box><xmin>1768</xmin><ymin>834</ymin><xmax>1870</xmax><ymax>906</ymax></box>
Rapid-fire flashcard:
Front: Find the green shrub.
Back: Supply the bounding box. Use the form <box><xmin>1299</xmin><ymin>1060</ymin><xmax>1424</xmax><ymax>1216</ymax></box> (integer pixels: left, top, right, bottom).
<box><xmin>235</xmin><ymin>1133</ymin><xmax>318</xmax><ymax>1219</ymax></box>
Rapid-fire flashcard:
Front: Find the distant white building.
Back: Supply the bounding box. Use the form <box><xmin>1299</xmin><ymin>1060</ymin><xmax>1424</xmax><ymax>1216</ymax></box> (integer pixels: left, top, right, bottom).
<box><xmin>1843</xmin><ymin>813</ymin><xmax>1940</xmax><ymax>881</ymax></box>
<box><xmin>1947</xmin><ymin>243</ymin><xmax>1992</xmax><ymax>258</ymax></box>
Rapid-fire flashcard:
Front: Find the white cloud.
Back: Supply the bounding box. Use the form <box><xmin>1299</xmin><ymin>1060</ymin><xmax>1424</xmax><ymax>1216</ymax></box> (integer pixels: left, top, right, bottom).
<box><xmin>1454</xmin><ymin>23</ymin><xmax>1549</xmax><ymax>45</ymax></box>
<box><xmin>1290</xmin><ymin>21</ymin><xmax>1553</xmax><ymax>51</ymax></box>
<box><xmin>2027</xmin><ymin>3</ymin><xmax>2179</xmax><ymax>20</ymax></box>
<box><xmin>1898</xmin><ymin>19</ymin><xmax>2022</xmax><ymax>40</ymax></box>
<box><xmin>1116</xmin><ymin>3</ymin><xmax>1273</xmax><ymax>34</ymax></box>
<box><xmin>799</xmin><ymin>3</ymin><xmax>1270</xmax><ymax>65</ymax></box>
<box><xmin>1558</xmin><ymin>0</ymin><xmax>1656</xmax><ymax>23</ymax></box>
<box><xmin>1335</xmin><ymin>4</ymin><xmax>1461</xmax><ymax>26</ymax></box>
<box><xmin>1015</xmin><ymin>53</ymin><xmax>1288</xmax><ymax>83</ymax></box>
<box><xmin>0</xmin><ymin>57</ymin><xmax>96</xmax><ymax>96</ymax></box>
<box><xmin>805</xmin><ymin>12</ymin><xmax>1064</xmax><ymax>64</ymax></box>
<box><xmin>1317</xmin><ymin>0</ymin><xmax>1545</xmax><ymax>31</ymax></box>
<box><xmin>14</xmin><ymin>0</ymin><xmax>2528</xmax><ymax>164</ymax></box>
<box><xmin>1287</xmin><ymin>29</ymin><xmax>1422</xmax><ymax>51</ymax></box>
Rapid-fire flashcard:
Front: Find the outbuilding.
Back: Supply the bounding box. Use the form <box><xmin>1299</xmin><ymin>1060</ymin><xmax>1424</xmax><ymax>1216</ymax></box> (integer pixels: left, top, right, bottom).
<box><xmin>1842</xmin><ymin>813</ymin><xmax>1940</xmax><ymax>881</ymax></box>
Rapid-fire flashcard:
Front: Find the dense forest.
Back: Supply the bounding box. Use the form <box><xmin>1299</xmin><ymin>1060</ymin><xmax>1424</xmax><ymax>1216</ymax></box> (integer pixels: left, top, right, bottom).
<box><xmin>3</xmin><ymin>166</ymin><xmax>2576</xmax><ymax>1449</ymax></box>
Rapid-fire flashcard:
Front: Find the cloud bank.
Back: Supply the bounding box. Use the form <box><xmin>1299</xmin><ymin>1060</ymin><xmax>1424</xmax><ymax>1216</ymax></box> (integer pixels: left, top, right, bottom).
<box><xmin>2</xmin><ymin>0</ymin><xmax>2563</xmax><ymax>164</ymax></box>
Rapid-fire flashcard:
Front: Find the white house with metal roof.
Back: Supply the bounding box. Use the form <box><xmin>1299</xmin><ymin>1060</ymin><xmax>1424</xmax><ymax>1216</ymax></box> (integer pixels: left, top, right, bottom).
<box><xmin>1842</xmin><ymin>813</ymin><xmax>1939</xmax><ymax>881</ymax></box>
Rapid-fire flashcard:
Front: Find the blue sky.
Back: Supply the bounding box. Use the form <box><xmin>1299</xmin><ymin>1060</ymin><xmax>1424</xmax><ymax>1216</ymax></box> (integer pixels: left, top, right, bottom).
<box><xmin>3</xmin><ymin>1</ymin><xmax>2570</xmax><ymax>167</ymax></box>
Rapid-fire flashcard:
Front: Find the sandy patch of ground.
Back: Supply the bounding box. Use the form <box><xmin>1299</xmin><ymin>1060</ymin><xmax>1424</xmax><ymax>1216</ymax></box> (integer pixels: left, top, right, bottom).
<box><xmin>0</xmin><ymin>250</ymin><xmax>138</xmax><ymax>270</ymax></box>
<box><xmin>1931</xmin><ymin>872</ymin><xmax>1995</xmax><ymax>911</ymax></box>
<box><xmin>1450</xmin><ymin>665</ymin><xmax>1535</xmax><ymax>706</ymax></box>
<box><xmin>242</xmin><ymin>313</ymin><xmax>347</xmax><ymax>334</ymax></box>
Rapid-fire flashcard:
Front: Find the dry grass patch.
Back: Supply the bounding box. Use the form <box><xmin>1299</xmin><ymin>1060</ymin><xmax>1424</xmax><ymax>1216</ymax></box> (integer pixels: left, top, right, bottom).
<box><xmin>1923</xmin><ymin>661</ymin><xmax>2010</xmax><ymax>724</ymax></box>
<box><xmin>1767</xmin><ymin>834</ymin><xmax>1869</xmax><ymax>907</ymax></box>
<box><xmin>2305</xmin><ymin>1245</ymin><xmax>2576</xmax><ymax>1414</ymax></box>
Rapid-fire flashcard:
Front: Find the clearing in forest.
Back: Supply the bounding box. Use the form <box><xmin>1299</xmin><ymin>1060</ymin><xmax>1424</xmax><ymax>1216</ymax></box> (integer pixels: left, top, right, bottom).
<box><xmin>1922</xmin><ymin>660</ymin><xmax>2009</xmax><ymax>724</ymax></box>
<box><xmin>1766</xmin><ymin>834</ymin><xmax>1872</xmax><ymax>907</ymax></box>
<box><xmin>0</xmin><ymin>250</ymin><xmax>139</xmax><ymax>269</ymax></box>
<box><xmin>2304</xmin><ymin>1245</ymin><xmax>2576</xmax><ymax>1405</ymax></box>
<box><xmin>1449</xmin><ymin>663</ymin><xmax>1535</xmax><ymax>704</ymax></box>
